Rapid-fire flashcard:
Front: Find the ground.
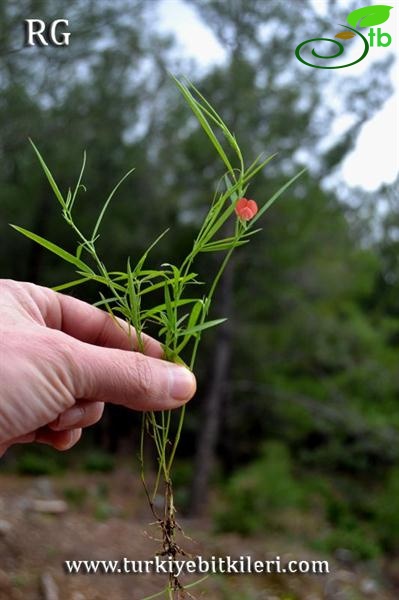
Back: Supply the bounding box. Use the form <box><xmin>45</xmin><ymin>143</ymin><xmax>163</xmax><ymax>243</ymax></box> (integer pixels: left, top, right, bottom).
<box><xmin>0</xmin><ymin>467</ymin><xmax>397</xmax><ymax>600</ymax></box>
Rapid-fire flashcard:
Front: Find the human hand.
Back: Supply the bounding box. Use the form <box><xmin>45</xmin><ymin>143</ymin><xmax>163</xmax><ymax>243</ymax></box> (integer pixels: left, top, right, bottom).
<box><xmin>0</xmin><ymin>279</ymin><xmax>196</xmax><ymax>456</ymax></box>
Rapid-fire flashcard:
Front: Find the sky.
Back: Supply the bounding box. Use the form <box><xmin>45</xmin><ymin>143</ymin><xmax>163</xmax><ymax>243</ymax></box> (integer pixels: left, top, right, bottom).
<box><xmin>157</xmin><ymin>0</ymin><xmax>398</xmax><ymax>192</ymax></box>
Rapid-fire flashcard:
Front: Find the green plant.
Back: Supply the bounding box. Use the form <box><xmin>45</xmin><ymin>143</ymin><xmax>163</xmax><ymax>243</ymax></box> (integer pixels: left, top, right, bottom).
<box><xmin>312</xmin><ymin>525</ymin><xmax>381</xmax><ymax>560</ymax></box>
<box><xmin>16</xmin><ymin>449</ymin><xmax>64</xmax><ymax>476</ymax></box>
<box><xmin>12</xmin><ymin>78</ymin><xmax>302</xmax><ymax>598</ymax></box>
<box><xmin>216</xmin><ymin>442</ymin><xmax>304</xmax><ymax>535</ymax></box>
<box><xmin>374</xmin><ymin>467</ymin><xmax>399</xmax><ymax>551</ymax></box>
<box><xmin>93</xmin><ymin>501</ymin><xmax>113</xmax><ymax>521</ymax></box>
<box><xmin>83</xmin><ymin>450</ymin><xmax>115</xmax><ymax>473</ymax></box>
<box><xmin>63</xmin><ymin>485</ymin><xmax>88</xmax><ymax>508</ymax></box>
<box><xmin>165</xmin><ymin>459</ymin><xmax>193</xmax><ymax>511</ymax></box>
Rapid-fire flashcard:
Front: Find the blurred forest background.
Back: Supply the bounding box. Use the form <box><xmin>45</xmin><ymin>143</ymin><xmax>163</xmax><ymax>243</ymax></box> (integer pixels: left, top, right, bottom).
<box><xmin>1</xmin><ymin>0</ymin><xmax>399</xmax><ymax>598</ymax></box>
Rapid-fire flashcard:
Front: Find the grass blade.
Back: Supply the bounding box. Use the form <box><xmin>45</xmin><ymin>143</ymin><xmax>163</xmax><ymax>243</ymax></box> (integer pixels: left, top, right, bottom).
<box><xmin>91</xmin><ymin>167</ymin><xmax>135</xmax><ymax>240</ymax></box>
<box><xmin>52</xmin><ymin>277</ymin><xmax>91</xmax><ymax>291</ymax></box>
<box><xmin>69</xmin><ymin>150</ymin><xmax>87</xmax><ymax>211</ymax></box>
<box><xmin>173</xmin><ymin>77</ymin><xmax>234</xmax><ymax>176</ymax></box>
<box><xmin>179</xmin><ymin>317</ymin><xmax>227</xmax><ymax>337</ymax></box>
<box><xmin>249</xmin><ymin>169</ymin><xmax>306</xmax><ymax>227</ymax></box>
<box><xmin>10</xmin><ymin>225</ymin><xmax>93</xmax><ymax>273</ymax></box>
<box><xmin>29</xmin><ymin>139</ymin><xmax>65</xmax><ymax>208</ymax></box>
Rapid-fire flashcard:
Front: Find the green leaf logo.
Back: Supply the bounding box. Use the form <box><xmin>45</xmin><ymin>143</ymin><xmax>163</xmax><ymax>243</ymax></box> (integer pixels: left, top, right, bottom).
<box><xmin>347</xmin><ymin>5</ymin><xmax>393</xmax><ymax>28</ymax></box>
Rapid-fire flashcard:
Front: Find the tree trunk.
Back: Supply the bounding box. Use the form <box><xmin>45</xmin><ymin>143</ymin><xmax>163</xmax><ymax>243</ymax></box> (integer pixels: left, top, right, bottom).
<box><xmin>188</xmin><ymin>258</ymin><xmax>234</xmax><ymax>516</ymax></box>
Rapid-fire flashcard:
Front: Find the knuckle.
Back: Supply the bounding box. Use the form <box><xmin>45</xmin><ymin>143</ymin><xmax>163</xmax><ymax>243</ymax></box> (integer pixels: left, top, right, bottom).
<box><xmin>132</xmin><ymin>353</ymin><xmax>153</xmax><ymax>397</ymax></box>
<box><xmin>94</xmin><ymin>312</ymin><xmax>113</xmax><ymax>346</ymax></box>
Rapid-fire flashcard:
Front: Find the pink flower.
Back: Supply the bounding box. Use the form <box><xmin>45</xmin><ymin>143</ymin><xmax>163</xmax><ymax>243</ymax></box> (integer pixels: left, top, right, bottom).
<box><xmin>235</xmin><ymin>197</ymin><xmax>258</xmax><ymax>221</ymax></box>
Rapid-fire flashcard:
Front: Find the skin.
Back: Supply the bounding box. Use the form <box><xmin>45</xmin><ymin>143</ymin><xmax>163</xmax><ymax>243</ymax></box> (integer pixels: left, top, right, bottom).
<box><xmin>0</xmin><ymin>279</ymin><xmax>196</xmax><ymax>457</ymax></box>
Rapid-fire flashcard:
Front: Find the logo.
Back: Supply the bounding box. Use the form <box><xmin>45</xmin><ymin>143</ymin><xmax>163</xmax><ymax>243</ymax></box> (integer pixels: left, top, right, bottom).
<box><xmin>24</xmin><ymin>19</ymin><xmax>70</xmax><ymax>47</ymax></box>
<box><xmin>295</xmin><ymin>5</ymin><xmax>393</xmax><ymax>69</ymax></box>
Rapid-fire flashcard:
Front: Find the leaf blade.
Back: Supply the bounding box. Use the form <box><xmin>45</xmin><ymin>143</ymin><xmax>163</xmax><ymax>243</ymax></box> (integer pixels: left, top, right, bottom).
<box><xmin>29</xmin><ymin>139</ymin><xmax>66</xmax><ymax>208</ymax></box>
<box><xmin>10</xmin><ymin>225</ymin><xmax>93</xmax><ymax>273</ymax></box>
<box><xmin>248</xmin><ymin>169</ymin><xmax>306</xmax><ymax>228</ymax></box>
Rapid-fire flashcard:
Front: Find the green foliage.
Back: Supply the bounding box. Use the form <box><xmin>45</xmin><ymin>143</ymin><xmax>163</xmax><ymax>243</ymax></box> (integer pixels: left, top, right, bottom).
<box><xmin>374</xmin><ymin>467</ymin><xmax>399</xmax><ymax>551</ymax></box>
<box><xmin>311</xmin><ymin>480</ymin><xmax>382</xmax><ymax>560</ymax></box>
<box><xmin>16</xmin><ymin>450</ymin><xmax>65</xmax><ymax>476</ymax></box>
<box><xmin>63</xmin><ymin>486</ymin><xmax>88</xmax><ymax>508</ymax></box>
<box><xmin>94</xmin><ymin>502</ymin><xmax>114</xmax><ymax>521</ymax></box>
<box><xmin>12</xmin><ymin>79</ymin><xmax>300</xmax><ymax>525</ymax></box>
<box><xmin>10</xmin><ymin>76</ymin><xmax>305</xmax><ymax>600</ymax></box>
<box><xmin>83</xmin><ymin>451</ymin><xmax>115</xmax><ymax>473</ymax></box>
<box><xmin>0</xmin><ymin>0</ymin><xmax>397</xmax><ymax>570</ymax></box>
<box><xmin>217</xmin><ymin>446</ymin><xmax>399</xmax><ymax>560</ymax></box>
<box><xmin>216</xmin><ymin>442</ymin><xmax>305</xmax><ymax>535</ymax></box>
<box><xmin>313</xmin><ymin>526</ymin><xmax>382</xmax><ymax>561</ymax></box>
<box><xmin>167</xmin><ymin>459</ymin><xmax>193</xmax><ymax>510</ymax></box>
<box><xmin>92</xmin><ymin>482</ymin><xmax>113</xmax><ymax>521</ymax></box>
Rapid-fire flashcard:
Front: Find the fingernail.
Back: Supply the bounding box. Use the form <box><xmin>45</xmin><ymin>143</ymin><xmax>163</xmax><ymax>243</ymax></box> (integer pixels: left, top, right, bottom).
<box><xmin>56</xmin><ymin>406</ymin><xmax>84</xmax><ymax>429</ymax></box>
<box><xmin>169</xmin><ymin>367</ymin><xmax>196</xmax><ymax>402</ymax></box>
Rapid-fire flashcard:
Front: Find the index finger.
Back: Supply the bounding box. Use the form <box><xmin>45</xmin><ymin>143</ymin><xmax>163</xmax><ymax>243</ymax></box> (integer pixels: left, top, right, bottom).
<box><xmin>34</xmin><ymin>284</ymin><xmax>163</xmax><ymax>358</ymax></box>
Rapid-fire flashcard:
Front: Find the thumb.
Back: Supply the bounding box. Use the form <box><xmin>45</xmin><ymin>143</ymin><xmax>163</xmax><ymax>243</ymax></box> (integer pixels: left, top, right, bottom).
<box><xmin>69</xmin><ymin>341</ymin><xmax>196</xmax><ymax>411</ymax></box>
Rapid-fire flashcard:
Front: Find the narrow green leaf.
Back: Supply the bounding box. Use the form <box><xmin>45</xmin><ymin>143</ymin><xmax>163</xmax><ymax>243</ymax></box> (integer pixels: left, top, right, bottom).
<box><xmin>161</xmin><ymin>262</ymin><xmax>181</xmax><ymax>284</ymax></box>
<box><xmin>29</xmin><ymin>139</ymin><xmax>65</xmax><ymax>208</ymax></box>
<box><xmin>143</xmin><ymin>298</ymin><xmax>198</xmax><ymax>319</ymax></box>
<box><xmin>74</xmin><ymin>271</ymin><xmax>126</xmax><ymax>292</ymax></box>
<box><xmin>52</xmin><ymin>277</ymin><xmax>91</xmax><ymax>292</ymax></box>
<box><xmin>175</xmin><ymin>300</ymin><xmax>204</xmax><ymax>353</ymax></box>
<box><xmin>10</xmin><ymin>225</ymin><xmax>93</xmax><ymax>273</ymax></box>
<box><xmin>174</xmin><ymin>77</ymin><xmax>234</xmax><ymax>176</ymax></box>
<box><xmin>126</xmin><ymin>258</ymin><xmax>143</xmax><ymax>339</ymax></box>
<box><xmin>179</xmin><ymin>317</ymin><xmax>227</xmax><ymax>337</ymax></box>
<box><xmin>76</xmin><ymin>243</ymin><xmax>84</xmax><ymax>260</ymax></box>
<box><xmin>98</xmin><ymin>293</ymin><xmax>119</xmax><ymax>326</ymax></box>
<box><xmin>93</xmin><ymin>296</ymin><xmax>120</xmax><ymax>308</ymax></box>
<box><xmin>111</xmin><ymin>306</ymin><xmax>131</xmax><ymax>319</ymax></box>
<box><xmin>200</xmin><ymin>201</ymin><xmax>237</xmax><ymax>246</ymax></box>
<box><xmin>248</xmin><ymin>169</ymin><xmax>306</xmax><ymax>228</ymax></box>
<box><xmin>69</xmin><ymin>150</ymin><xmax>87</xmax><ymax>211</ymax></box>
<box><xmin>163</xmin><ymin>282</ymin><xmax>174</xmax><ymax>326</ymax></box>
<box><xmin>186</xmin><ymin>79</ymin><xmax>228</xmax><ymax>129</ymax></box>
<box><xmin>139</xmin><ymin>273</ymin><xmax>200</xmax><ymax>297</ymax></box>
<box><xmin>188</xmin><ymin>300</ymin><xmax>204</xmax><ymax>330</ymax></box>
<box><xmin>225</xmin><ymin>174</ymin><xmax>239</xmax><ymax>203</ymax></box>
<box><xmin>191</xmin><ymin>95</ymin><xmax>243</xmax><ymax>166</ymax></box>
<box><xmin>127</xmin><ymin>260</ymin><xmax>137</xmax><ymax>317</ymax></box>
<box><xmin>201</xmin><ymin>239</ymin><xmax>249</xmax><ymax>252</ymax></box>
<box><xmin>201</xmin><ymin>197</ymin><xmax>240</xmax><ymax>246</ymax></box>
<box><xmin>243</xmin><ymin>153</ymin><xmax>278</xmax><ymax>184</ymax></box>
<box><xmin>132</xmin><ymin>228</ymin><xmax>169</xmax><ymax>276</ymax></box>
<box><xmin>182</xmin><ymin>78</ymin><xmax>245</xmax><ymax>171</ymax></box>
<box><xmin>91</xmin><ymin>167</ymin><xmax>135</xmax><ymax>240</ymax></box>
<box><xmin>184</xmin><ymin>78</ymin><xmax>244</xmax><ymax>165</ymax></box>
<box><xmin>175</xmin><ymin>314</ymin><xmax>190</xmax><ymax>329</ymax></box>
<box><xmin>198</xmin><ymin>177</ymin><xmax>245</xmax><ymax>244</ymax></box>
